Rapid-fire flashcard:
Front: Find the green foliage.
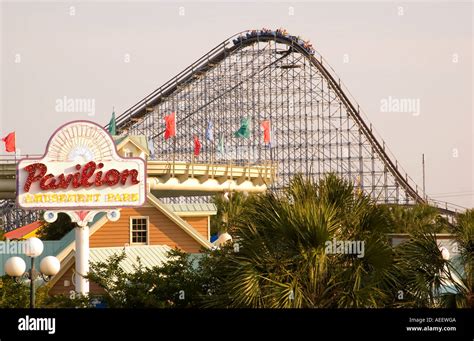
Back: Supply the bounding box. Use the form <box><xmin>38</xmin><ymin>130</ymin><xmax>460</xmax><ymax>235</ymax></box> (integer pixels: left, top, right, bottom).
<box><xmin>443</xmin><ymin>209</ymin><xmax>474</xmax><ymax>308</ymax></box>
<box><xmin>385</xmin><ymin>204</ymin><xmax>449</xmax><ymax>233</ymax></box>
<box><xmin>386</xmin><ymin>208</ymin><xmax>473</xmax><ymax>308</ymax></box>
<box><xmin>42</xmin><ymin>293</ymin><xmax>93</xmax><ymax>308</ymax></box>
<box><xmin>210</xmin><ymin>192</ymin><xmax>250</xmax><ymax>235</ymax></box>
<box><xmin>393</xmin><ymin>231</ymin><xmax>451</xmax><ymax>307</ymax></box>
<box><xmin>83</xmin><ymin>248</ymin><xmax>212</xmax><ymax>308</ymax></box>
<box><xmin>204</xmin><ymin>174</ymin><xmax>397</xmax><ymax>308</ymax></box>
<box><xmin>0</xmin><ymin>276</ymin><xmax>30</xmax><ymax>307</ymax></box>
<box><xmin>204</xmin><ymin>175</ymin><xmax>472</xmax><ymax>309</ymax></box>
<box><xmin>0</xmin><ymin>276</ymin><xmax>49</xmax><ymax>308</ymax></box>
<box><xmin>37</xmin><ymin>213</ymin><xmax>75</xmax><ymax>240</ymax></box>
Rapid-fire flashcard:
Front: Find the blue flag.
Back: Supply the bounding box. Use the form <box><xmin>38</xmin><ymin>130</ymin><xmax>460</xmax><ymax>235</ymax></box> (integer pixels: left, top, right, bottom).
<box><xmin>205</xmin><ymin>120</ymin><xmax>214</xmax><ymax>142</ymax></box>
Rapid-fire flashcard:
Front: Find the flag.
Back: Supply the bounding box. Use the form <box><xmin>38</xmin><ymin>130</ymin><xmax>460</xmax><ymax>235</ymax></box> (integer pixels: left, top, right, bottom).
<box><xmin>234</xmin><ymin>117</ymin><xmax>251</xmax><ymax>139</ymax></box>
<box><xmin>261</xmin><ymin>120</ymin><xmax>271</xmax><ymax>144</ymax></box>
<box><xmin>108</xmin><ymin>111</ymin><xmax>116</xmax><ymax>135</ymax></box>
<box><xmin>217</xmin><ymin>134</ymin><xmax>225</xmax><ymax>155</ymax></box>
<box><xmin>205</xmin><ymin>120</ymin><xmax>214</xmax><ymax>142</ymax></box>
<box><xmin>1</xmin><ymin>132</ymin><xmax>15</xmax><ymax>153</ymax></box>
<box><xmin>148</xmin><ymin>136</ymin><xmax>155</xmax><ymax>158</ymax></box>
<box><xmin>164</xmin><ymin>112</ymin><xmax>176</xmax><ymax>140</ymax></box>
<box><xmin>194</xmin><ymin>135</ymin><xmax>201</xmax><ymax>157</ymax></box>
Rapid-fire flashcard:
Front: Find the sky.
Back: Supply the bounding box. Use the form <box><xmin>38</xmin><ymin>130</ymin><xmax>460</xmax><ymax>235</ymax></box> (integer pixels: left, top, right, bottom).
<box><xmin>0</xmin><ymin>1</ymin><xmax>472</xmax><ymax>207</ymax></box>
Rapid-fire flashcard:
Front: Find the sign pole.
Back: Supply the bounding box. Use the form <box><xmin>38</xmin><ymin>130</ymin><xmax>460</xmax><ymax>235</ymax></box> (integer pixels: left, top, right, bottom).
<box><xmin>75</xmin><ymin>223</ymin><xmax>90</xmax><ymax>295</ymax></box>
<box><xmin>44</xmin><ymin>209</ymin><xmax>120</xmax><ymax>296</ymax></box>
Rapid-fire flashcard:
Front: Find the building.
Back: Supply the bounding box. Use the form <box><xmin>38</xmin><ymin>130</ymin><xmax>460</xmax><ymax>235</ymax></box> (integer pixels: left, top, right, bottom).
<box><xmin>48</xmin><ymin>196</ymin><xmax>215</xmax><ymax>295</ymax></box>
<box><xmin>3</xmin><ymin>221</ymin><xmax>41</xmax><ymax>240</ymax></box>
<box><xmin>1</xmin><ymin>134</ymin><xmax>217</xmax><ymax>296</ymax></box>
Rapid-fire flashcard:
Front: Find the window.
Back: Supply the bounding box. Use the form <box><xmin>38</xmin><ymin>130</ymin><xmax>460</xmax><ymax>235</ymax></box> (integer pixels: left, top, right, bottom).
<box><xmin>130</xmin><ymin>217</ymin><xmax>148</xmax><ymax>244</ymax></box>
<box><xmin>124</xmin><ymin>148</ymin><xmax>134</xmax><ymax>157</ymax></box>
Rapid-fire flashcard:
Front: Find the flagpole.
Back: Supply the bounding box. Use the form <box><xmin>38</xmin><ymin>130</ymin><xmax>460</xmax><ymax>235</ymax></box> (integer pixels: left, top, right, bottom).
<box><xmin>206</xmin><ymin>121</ymin><xmax>215</xmax><ymax>177</ymax></box>
<box><xmin>211</xmin><ymin>139</ymin><xmax>215</xmax><ymax>178</ymax></box>
<box><xmin>112</xmin><ymin>106</ymin><xmax>115</xmax><ymax>132</ymax></box>
<box><xmin>247</xmin><ymin>137</ymin><xmax>251</xmax><ymax>181</ymax></box>
<box><xmin>172</xmin><ymin>137</ymin><xmax>176</xmax><ymax>177</ymax></box>
<box><xmin>269</xmin><ymin>142</ymin><xmax>273</xmax><ymax>185</ymax></box>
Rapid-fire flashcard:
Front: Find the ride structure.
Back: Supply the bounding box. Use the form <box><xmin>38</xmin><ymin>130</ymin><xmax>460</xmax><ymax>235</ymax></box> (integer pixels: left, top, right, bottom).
<box><xmin>0</xmin><ymin>29</ymin><xmax>465</xmax><ymax>230</ymax></box>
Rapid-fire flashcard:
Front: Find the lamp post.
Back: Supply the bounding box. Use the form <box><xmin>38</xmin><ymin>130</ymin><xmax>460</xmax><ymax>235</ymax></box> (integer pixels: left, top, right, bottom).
<box><xmin>4</xmin><ymin>237</ymin><xmax>60</xmax><ymax>308</ymax></box>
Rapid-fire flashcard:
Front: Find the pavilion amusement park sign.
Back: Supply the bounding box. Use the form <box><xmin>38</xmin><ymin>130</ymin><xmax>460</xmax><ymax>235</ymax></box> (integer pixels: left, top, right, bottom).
<box><xmin>16</xmin><ymin>121</ymin><xmax>146</xmax><ymax>210</ymax></box>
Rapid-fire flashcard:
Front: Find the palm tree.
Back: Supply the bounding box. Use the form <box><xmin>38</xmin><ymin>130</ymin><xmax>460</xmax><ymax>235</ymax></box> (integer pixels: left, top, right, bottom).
<box><xmin>210</xmin><ymin>192</ymin><xmax>250</xmax><ymax>235</ymax></box>
<box><xmin>205</xmin><ymin>174</ymin><xmax>472</xmax><ymax>308</ymax></box>
<box><xmin>443</xmin><ymin>209</ymin><xmax>474</xmax><ymax>308</ymax></box>
<box><xmin>206</xmin><ymin>174</ymin><xmax>398</xmax><ymax>308</ymax></box>
<box><xmin>392</xmin><ymin>230</ymin><xmax>453</xmax><ymax>307</ymax></box>
<box><xmin>385</xmin><ymin>204</ymin><xmax>449</xmax><ymax>234</ymax></box>
<box><xmin>390</xmin><ymin>207</ymin><xmax>473</xmax><ymax>308</ymax></box>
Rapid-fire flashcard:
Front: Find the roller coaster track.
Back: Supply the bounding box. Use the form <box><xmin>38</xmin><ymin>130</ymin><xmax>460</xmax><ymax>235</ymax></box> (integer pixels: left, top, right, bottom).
<box><xmin>113</xmin><ymin>31</ymin><xmax>426</xmax><ymax>199</ymax></box>
<box><xmin>0</xmin><ymin>30</ymin><xmax>467</xmax><ymax>230</ymax></box>
<box><xmin>109</xmin><ymin>30</ymin><xmax>466</xmax><ymax>215</ymax></box>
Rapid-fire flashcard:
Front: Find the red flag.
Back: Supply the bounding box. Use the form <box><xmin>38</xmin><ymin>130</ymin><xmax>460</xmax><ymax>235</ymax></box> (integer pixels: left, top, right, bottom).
<box><xmin>194</xmin><ymin>135</ymin><xmax>201</xmax><ymax>157</ymax></box>
<box><xmin>2</xmin><ymin>132</ymin><xmax>15</xmax><ymax>152</ymax></box>
<box><xmin>164</xmin><ymin>112</ymin><xmax>176</xmax><ymax>140</ymax></box>
<box><xmin>261</xmin><ymin>120</ymin><xmax>271</xmax><ymax>144</ymax></box>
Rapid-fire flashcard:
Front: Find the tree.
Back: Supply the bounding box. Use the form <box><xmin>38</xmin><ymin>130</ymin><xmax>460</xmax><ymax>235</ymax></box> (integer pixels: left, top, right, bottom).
<box><xmin>211</xmin><ymin>192</ymin><xmax>251</xmax><ymax>234</ymax></box>
<box><xmin>441</xmin><ymin>209</ymin><xmax>474</xmax><ymax>308</ymax></box>
<box><xmin>0</xmin><ymin>276</ymin><xmax>49</xmax><ymax>308</ymax></box>
<box><xmin>205</xmin><ymin>174</ymin><xmax>398</xmax><ymax>308</ymax></box>
<box><xmin>380</xmin><ymin>202</ymin><xmax>474</xmax><ymax>309</ymax></box>
<box><xmin>385</xmin><ymin>204</ymin><xmax>449</xmax><ymax>234</ymax></box>
<box><xmin>0</xmin><ymin>276</ymin><xmax>30</xmax><ymax>307</ymax></box>
<box><xmin>83</xmin><ymin>249</ymin><xmax>212</xmax><ymax>308</ymax></box>
<box><xmin>37</xmin><ymin>213</ymin><xmax>75</xmax><ymax>240</ymax></box>
<box><xmin>210</xmin><ymin>192</ymin><xmax>250</xmax><ymax>235</ymax></box>
<box><xmin>392</xmin><ymin>230</ymin><xmax>453</xmax><ymax>307</ymax></box>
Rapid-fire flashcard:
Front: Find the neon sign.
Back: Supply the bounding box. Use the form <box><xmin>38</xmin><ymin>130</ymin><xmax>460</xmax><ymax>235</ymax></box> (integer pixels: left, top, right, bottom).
<box><xmin>17</xmin><ymin>121</ymin><xmax>146</xmax><ymax>209</ymax></box>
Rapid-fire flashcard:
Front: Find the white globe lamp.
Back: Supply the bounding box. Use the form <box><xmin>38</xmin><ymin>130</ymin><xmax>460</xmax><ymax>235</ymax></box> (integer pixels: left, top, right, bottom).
<box><xmin>24</xmin><ymin>237</ymin><xmax>44</xmax><ymax>258</ymax></box>
<box><xmin>5</xmin><ymin>256</ymin><xmax>27</xmax><ymax>277</ymax></box>
<box><xmin>40</xmin><ymin>256</ymin><xmax>61</xmax><ymax>276</ymax></box>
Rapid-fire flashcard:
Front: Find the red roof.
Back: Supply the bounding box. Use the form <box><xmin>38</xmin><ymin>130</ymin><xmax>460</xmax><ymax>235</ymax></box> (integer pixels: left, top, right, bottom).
<box><xmin>4</xmin><ymin>221</ymin><xmax>42</xmax><ymax>240</ymax></box>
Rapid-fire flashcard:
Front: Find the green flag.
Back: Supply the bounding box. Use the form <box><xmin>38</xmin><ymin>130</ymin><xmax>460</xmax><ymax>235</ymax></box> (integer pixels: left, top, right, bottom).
<box><xmin>217</xmin><ymin>133</ymin><xmax>225</xmax><ymax>154</ymax></box>
<box><xmin>234</xmin><ymin>117</ymin><xmax>251</xmax><ymax>139</ymax></box>
<box><xmin>108</xmin><ymin>111</ymin><xmax>116</xmax><ymax>135</ymax></box>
